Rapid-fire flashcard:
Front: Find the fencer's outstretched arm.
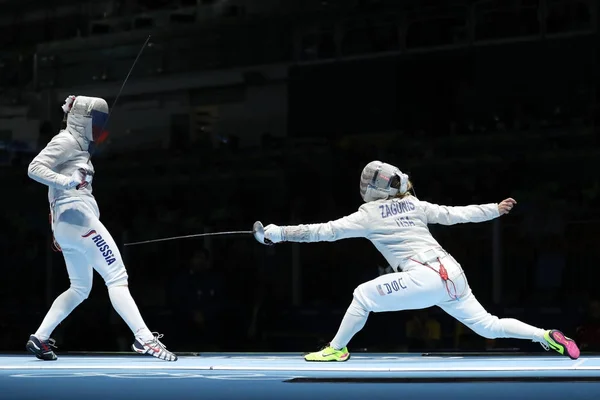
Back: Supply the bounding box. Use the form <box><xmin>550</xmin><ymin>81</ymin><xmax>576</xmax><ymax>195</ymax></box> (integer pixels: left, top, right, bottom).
<box><xmin>268</xmin><ymin>207</ymin><xmax>370</xmax><ymax>243</ymax></box>
<box><xmin>28</xmin><ymin>133</ymin><xmax>76</xmax><ymax>189</ymax></box>
<box><xmin>419</xmin><ymin>200</ymin><xmax>501</xmax><ymax>225</ymax></box>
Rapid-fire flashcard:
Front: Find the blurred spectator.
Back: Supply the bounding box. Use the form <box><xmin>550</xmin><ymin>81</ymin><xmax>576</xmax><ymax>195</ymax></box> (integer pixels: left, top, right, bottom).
<box><xmin>405</xmin><ymin>309</ymin><xmax>441</xmax><ymax>350</ymax></box>
<box><xmin>454</xmin><ymin>321</ymin><xmax>482</xmax><ymax>351</ymax></box>
<box><xmin>168</xmin><ymin>248</ymin><xmax>224</xmax><ymax>349</ymax></box>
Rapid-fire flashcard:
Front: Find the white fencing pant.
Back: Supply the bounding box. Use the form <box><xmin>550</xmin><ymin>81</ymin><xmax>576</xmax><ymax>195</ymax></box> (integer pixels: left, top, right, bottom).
<box><xmin>52</xmin><ymin>199</ymin><xmax>128</xmax><ymax>289</ymax></box>
<box><xmin>330</xmin><ymin>253</ymin><xmax>546</xmax><ymax>349</ymax></box>
<box><xmin>34</xmin><ymin>198</ymin><xmax>156</xmax><ymax>342</ymax></box>
<box><xmin>34</xmin><ymin>198</ymin><xmax>132</xmax><ymax>340</ymax></box>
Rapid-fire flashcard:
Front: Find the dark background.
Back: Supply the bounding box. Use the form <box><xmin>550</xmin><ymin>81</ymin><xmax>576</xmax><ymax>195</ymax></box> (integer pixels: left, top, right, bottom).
<box><xmin>0</xmin><ymin>0</ymin><xmax>599</xmax><ymax>355</ymax></box>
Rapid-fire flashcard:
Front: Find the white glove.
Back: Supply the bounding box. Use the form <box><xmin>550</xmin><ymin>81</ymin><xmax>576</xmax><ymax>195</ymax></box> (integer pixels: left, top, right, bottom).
<box><xmin>264</xmin><ymin>224</ymin><xmax>284</xmax><ymax>244</ymax></box>
<box><xmin>67</xmin><ymin>164</ymin><xmax>93</xmax><ymax>190</ymax></box>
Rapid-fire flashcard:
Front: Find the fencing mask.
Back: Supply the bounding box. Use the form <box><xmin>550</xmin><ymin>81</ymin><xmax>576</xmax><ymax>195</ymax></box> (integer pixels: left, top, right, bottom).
<box><xmin>360</xmin><ymin>161</ymin><xmax>409</xmax><ymax>202</ymax></box>
<box><xmin>62</xmin><ymin>95</ymin><xmax>109</xmax><ymax>151</ymax></box>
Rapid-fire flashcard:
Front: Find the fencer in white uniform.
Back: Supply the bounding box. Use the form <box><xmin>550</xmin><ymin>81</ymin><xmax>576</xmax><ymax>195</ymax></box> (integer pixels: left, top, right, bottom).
<box><xmin>26</xmin><ymin>95</ymin><xmax>177</xmax><ymax>361</ymax></box>
<box><xmin>262</xmin><ymin>161</ymin><xmax>580</xmax><ymax>361</ymax></box>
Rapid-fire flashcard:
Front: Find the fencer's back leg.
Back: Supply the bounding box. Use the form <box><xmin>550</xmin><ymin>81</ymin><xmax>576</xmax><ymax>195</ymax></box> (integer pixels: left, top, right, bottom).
<box><xmin>439</xmin><ymin>291</ymin><xmax>545</xmax><ymax>341</ymax></box>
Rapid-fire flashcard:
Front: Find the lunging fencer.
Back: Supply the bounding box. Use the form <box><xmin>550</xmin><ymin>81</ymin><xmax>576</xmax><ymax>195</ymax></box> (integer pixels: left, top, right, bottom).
<box><xmin>262</xmin><ymin>161</ymin><xmax>580</xmax><ymax>361</ymax></box>
<box><xmin>26</xmin><ymin>95</ymin><xmax>177</xmax><ymax>361</ymax></box>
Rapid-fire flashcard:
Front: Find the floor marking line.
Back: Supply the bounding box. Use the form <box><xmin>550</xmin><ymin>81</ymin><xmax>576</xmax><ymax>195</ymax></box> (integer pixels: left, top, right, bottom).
<box><xmin>2</xmin><ymin>365</ymin><xmax>599</xmax><ymax>372</ymax></box>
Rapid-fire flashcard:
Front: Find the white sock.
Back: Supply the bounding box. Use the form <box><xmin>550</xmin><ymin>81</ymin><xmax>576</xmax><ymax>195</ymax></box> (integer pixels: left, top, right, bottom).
<box><xmin>330</xmin><ymin>297</ymin><xmax>369</xmax><ymax>350</ymax></box>
<box><xmin>35</xmin><ymin>288</ymin><xmax>85</xmax><ymax>340</ymax></box>
<box><xmin>499</xmin><ymin>318</ymin><xmax>546</xmax><ymax>343</ymax></box>
<box><xmin>108</xmin><ymin>286</ymin><xmax>154</xmax><ymax>342</ymax></box>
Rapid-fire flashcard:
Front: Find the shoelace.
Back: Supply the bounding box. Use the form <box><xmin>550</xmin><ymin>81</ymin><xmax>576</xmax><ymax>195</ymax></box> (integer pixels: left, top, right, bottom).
<box><xmin>40</xmin><ymin>338</ymin><xmax>57</xmax><ymax>352</ymax></box>
<box><xmin>539</xmin><ymin>341</ymin><xmax>549</xmax><ymax>351</ymax></box>
<box><xmin>150</xmin><ymin>333</ymin><xmax>177</xmax><ymax>360</ymax></box>
<box><xmin>148</xmin><ymin>332</ymin><xmax>169</xmax><ymax>349</ymax></box>
<box><xmin>320</xmin><ymin>343</ymin><xmax>335</xmax><ymax>351</ymax></box>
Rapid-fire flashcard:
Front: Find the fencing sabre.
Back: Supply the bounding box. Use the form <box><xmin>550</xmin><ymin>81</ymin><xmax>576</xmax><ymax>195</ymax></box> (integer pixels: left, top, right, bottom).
<box><xmin>124</xmin><ymin>221</ymin><xmax>273</xmax><ymax>247</ymax></box>
<box><xmin>87</xmin><ymin>34</ymin><xmax>152</xmax><ymax>161</ymax></box>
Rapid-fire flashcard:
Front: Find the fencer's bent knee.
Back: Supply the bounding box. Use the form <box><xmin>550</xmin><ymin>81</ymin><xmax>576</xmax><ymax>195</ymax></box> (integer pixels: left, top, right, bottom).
<box><xmin>351</xmin><ymin>285</ymin><xmax>371</xmax><ymax>315</ymax></box>
<box><xmin>70</xmin><ymin>284</ymin><xmax>92</xmax><ymax>302</ymax></box>
<box><xmin>105</xmin><ymin>275</ymin><xmax>128</xmax><ymax>289</ymax></box>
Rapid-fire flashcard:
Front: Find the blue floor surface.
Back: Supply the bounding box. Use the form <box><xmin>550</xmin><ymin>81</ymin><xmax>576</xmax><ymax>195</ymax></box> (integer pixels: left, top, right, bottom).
<box><xmin>1</xmin><ymin>353</ymin><xmax>599</xmax><ymax>400</ymax></box>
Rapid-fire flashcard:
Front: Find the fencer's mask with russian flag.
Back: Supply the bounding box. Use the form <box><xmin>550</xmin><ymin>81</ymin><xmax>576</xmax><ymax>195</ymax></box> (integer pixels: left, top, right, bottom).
<box><xmin>360</xmin><ymin>161</ymin><xmax>409</xmax><ymax>202</ymax></box>
<box><xmin>62</xmin><ymin>95</ymin><xmax>109</xmax><ymax>151</ymax></box>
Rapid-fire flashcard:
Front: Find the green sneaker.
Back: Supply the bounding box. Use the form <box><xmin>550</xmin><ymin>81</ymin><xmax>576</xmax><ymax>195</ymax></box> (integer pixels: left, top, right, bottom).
<box><xmin>304</xmin><ymin>345</ymin><xmax>350</xmax><ymax>362</ymax></box>
<box><xmin>543</xmin><ymin>329</ymin><xmax>580</xmax><ymax>360</ymax></box>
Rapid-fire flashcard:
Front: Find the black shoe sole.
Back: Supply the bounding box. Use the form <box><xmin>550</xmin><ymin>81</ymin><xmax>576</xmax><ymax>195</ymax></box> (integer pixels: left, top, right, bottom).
<box><xmin>26</xmin><ymin>341</ymin><xmax>57</xmax><ymax>361</ymax></box>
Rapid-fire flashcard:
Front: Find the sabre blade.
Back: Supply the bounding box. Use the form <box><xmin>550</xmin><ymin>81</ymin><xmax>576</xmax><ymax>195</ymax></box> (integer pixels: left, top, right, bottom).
<box><xmin>102</xmin><ymin>35</ymin><xmax>152</xmax><ymax>133</ymax></box>
<box><xmin>124</xmin><ymin>230</ymin><xmax>252</xmax><ymax>246</ymax></box>
<box><xmin>87</xmin><ymin>35</ymin><xmax>151</xmax><ymax>161</ymax></box>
